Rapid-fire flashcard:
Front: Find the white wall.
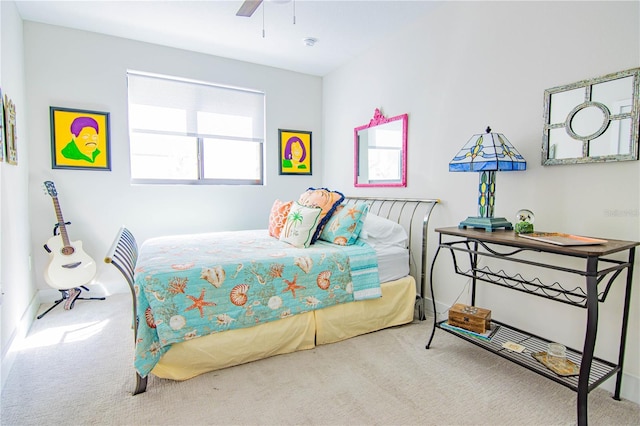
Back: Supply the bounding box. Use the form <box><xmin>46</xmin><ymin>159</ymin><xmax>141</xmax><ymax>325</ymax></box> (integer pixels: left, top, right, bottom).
<box><xmin>23</xmin><ymin>22</ymin><xmax>323</xmax><ymax>297</ymax></box>
<box><xmin>323</xmin><ymin>1</ymin><xmax>640</xmax><ymax>402</ymax></box>
<box><xmin>1</xmin><ymin>0</ymin><xmax>37</xmax><ymax>387</ymax></box>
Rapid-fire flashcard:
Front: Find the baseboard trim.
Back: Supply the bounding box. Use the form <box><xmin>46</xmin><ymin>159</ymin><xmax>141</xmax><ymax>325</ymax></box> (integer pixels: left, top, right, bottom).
<box><xmin>423</xmin><ymin>297</ymin><xmax>639</xmax><ymax>405</ymax></box>
<box><xmin>599</xmin><ymin>372</ymin><xmax>640</xmax><ymax>405</ymax></box>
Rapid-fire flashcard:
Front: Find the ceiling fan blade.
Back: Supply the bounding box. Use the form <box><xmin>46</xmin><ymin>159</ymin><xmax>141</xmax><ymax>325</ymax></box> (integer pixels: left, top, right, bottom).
<box><xmin>236</xmin><ymin>0</ymin><xmax>263</xmax><ymax>17</ymax></box>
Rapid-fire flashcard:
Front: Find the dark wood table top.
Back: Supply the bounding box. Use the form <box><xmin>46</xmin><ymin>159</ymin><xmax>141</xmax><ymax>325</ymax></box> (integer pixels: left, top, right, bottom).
<box><xmin>435</xmin><ymin>227</ymin><xmax>640</xmax><ymax>257</ymax></box>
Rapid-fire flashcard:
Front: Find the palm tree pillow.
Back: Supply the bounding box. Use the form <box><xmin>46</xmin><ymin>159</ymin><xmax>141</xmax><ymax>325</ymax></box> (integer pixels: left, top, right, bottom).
<box><xmin>279</xmin><ymin>202</ymin><xmax>323</xmax><ymax>248</ymax></box>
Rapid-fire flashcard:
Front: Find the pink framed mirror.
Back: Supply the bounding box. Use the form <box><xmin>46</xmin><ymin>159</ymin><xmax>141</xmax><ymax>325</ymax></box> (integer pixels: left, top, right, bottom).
<box><xmin>354</xmin><ymin>108</ymin><xmax>408</xmax><ymax>187</ymax></box>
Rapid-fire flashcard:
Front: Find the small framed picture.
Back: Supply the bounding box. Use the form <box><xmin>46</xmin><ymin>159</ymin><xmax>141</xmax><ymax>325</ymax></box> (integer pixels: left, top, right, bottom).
<box><xmin>4</xmin><ymin>93</ymin><xmax>17</xmax><ymax>165</ymax></box>
<box><xmin>278</xmin><ymin>129</ymin><xmax>312</xmax><ymax>175</ymax></box>
<box><xmin>50</xmin><ymin>106</ymin><xmax>111</xmax><ymax>171</ymax></box>
<box><xmin>0</xmin><ymin>88</ymin><xmax>4</xmax><ymax>163</ymax></box>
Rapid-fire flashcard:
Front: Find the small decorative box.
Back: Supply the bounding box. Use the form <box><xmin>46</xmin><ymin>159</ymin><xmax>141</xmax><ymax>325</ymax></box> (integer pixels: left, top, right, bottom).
<box><xmin>448</xmin><ymin>303</ymin><xmax>492</xmax><ymax>334</ymax></box>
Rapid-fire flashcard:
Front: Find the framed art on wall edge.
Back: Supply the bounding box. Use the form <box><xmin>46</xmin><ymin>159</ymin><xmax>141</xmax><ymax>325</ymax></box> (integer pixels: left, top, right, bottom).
<box><xmin>50</xmin><ymin>106</ymin><xmax>111</xmax><ymax>170</ymax></box>
<box><xmin>4</xmin><ymin>93</ymin><xmax>17</xmax><ymax>165</ymax></box>
<box><xmin>279</xmin><ymin>129</ymin><xmax>312</xmax><ymax>175</ymax></box>
<box><xmin>0</xmin><ymin>87</ymin><xmax>4</xmax><ymax>163</ymax></box>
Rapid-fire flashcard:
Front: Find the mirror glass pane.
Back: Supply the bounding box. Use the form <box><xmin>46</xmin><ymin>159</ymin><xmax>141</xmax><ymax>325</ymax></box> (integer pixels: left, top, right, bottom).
<box><xmin>549</xmin><ymin>128</ymin><xmax>581</xmax><ymax>159</ymax></box>
<box><xmin>354</xmin><ymin>109</ymin><xmax>407</xmax><ymax>187</ymax></box>
<box><xmin>570</xmin><ymin>105</ymin><xmax>607</xmax><ymax>138</ymax></box>
<box><xmin>549</xmin><ymin>88</ymin><xmax>584</xmax><ymax>123</ymax></box>
<box><xmin>592</xmin><ymin>76</ymin><xmax>633</xmax><ymax>106</ymax></box>
<box><xmin>589</xmin><ymin>116</ymin><xmax>633</xmax><ymax>156</ymax></box>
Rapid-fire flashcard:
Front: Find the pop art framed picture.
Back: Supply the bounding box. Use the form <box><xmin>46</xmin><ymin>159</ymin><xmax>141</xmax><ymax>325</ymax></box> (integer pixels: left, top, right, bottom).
<box><xmin>50</xmin><ymin>106</ymin><xmax>111</xmax><ymax>170</ymax></box>
<box><xmin>278</xmin><ymin>129</ymin><xmax>312</xmax><ymax>175</ymax></box>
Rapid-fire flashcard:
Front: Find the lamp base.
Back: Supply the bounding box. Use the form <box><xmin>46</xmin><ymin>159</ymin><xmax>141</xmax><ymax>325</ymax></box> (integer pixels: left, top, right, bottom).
<box><xmin>458</xmin><ymin>217</ymin><xmax>513</xmax><ymax>232</ymax></box>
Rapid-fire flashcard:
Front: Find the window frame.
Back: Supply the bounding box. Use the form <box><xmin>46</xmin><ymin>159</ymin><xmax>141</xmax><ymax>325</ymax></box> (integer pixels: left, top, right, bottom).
<box><xmin>127</xmin><ymin>71</ymin><xmax>266</xmax><ymax>185</ymax></box>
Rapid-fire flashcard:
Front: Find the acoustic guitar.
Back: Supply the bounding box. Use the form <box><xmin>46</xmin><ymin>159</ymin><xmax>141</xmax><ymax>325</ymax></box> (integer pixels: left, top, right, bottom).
<box><xmin>43</xmin><ymin>181</ymin><xmax>97</xmax><ymax>290</ymax></box>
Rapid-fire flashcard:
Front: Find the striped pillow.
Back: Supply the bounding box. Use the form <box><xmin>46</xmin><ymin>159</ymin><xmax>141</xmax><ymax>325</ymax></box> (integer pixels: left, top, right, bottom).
<box><xmin>268</xmin><ymin>199</ymin><xmax>293</xmax><ymax>238</ymax></box>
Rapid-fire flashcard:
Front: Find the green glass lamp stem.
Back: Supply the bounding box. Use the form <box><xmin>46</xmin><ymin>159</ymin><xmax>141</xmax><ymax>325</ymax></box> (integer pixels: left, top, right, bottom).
<box><xmin>477</xmin><ymin>170</ymin><xmax>496</xmax><ymax>218</ymax></box>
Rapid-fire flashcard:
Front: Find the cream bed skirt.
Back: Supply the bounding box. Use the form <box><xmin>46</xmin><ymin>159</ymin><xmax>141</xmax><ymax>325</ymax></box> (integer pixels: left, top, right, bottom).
<box><xmin>151</xmin><ymin>275</ymin><xmax>416</xmax><ymax>380</ymax></box>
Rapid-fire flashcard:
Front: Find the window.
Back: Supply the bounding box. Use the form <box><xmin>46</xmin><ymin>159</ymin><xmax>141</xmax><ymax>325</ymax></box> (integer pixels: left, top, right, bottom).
<box><xmin>127</xmin><ymin>71</ymin><xmax>265</xmax><ymax>184</ymax></box>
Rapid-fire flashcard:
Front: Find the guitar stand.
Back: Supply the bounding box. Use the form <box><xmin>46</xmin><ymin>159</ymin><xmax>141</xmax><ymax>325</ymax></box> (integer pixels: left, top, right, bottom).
<box><xmin>37</xmin><ymin>286</ymin><xmax>106</xmax><ymax>319</ymax></box>
<box><xmin>38</xmin><ymin>222</ymin><xmax>105</xmax><ymax>320</ymax></box>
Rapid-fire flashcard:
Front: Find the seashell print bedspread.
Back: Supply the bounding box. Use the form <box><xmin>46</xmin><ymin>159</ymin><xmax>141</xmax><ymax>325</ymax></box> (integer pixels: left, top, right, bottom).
<box><xmin>133</xmin><ymin>229</ymin><xmax>381</xmax><ymax>377</ymax></box>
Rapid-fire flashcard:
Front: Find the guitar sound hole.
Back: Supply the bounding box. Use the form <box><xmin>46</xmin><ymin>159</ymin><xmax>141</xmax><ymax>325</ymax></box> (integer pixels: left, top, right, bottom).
<box><xmin>61</xmin><ymin>246</ymin><xmax>75</xmax><ymax>256</ymax></box>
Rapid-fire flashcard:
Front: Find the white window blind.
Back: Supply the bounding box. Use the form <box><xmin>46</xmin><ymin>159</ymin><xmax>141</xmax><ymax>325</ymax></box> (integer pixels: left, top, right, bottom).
<box><xmin>127</xmin><ymin>71</ymin><xmax>265</xmax><ymax>185</ymax></box>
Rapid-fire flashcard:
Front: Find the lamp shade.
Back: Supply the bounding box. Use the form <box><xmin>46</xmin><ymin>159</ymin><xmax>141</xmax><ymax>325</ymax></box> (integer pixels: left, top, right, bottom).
<box><xmin>449</xmin><ymin>127</ymin><xmax>526</xmax><ymax>172</ymax></box>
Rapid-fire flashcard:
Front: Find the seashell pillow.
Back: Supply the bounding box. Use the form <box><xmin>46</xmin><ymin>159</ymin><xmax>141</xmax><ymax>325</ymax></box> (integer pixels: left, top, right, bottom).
<box><xmin>279</xmin><ymin>202</ymin><xmax>323</xmax><ymax>248</ymax></box>
<box><xmin>297</xmin><ymin>187</ymin><xmax>344</xmax><ymax>243</ymax></box>
<box><xmin>268</xmin><ymin>199</ymin><xmax>293</xmax><ymax>238</ymax></box>
<box><xmin>319</xmin><ymin>202</ymin><xmax>369</xmax><ymax>246</ymax></box>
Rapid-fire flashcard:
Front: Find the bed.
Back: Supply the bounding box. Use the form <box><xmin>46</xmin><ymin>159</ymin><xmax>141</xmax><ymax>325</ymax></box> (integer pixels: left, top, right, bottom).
<box><xmin>105</xmin><ymin>195</ymin><xmax>438</xmax><ymax>395</ymax></box>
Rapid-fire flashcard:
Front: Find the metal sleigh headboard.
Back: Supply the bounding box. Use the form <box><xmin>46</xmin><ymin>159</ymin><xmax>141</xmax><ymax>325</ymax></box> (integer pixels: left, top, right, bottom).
<box><xmin>343</xmin><ymin>196</ymin><xmax>439</xmax><ymax>319</ymax></box>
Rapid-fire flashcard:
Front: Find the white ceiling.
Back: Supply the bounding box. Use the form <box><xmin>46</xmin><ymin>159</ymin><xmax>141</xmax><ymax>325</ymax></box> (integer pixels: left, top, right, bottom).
<box><xmin>14</xmin><ymin>0</ymin><xmax>441</xmax><ymax>76</ymax></box>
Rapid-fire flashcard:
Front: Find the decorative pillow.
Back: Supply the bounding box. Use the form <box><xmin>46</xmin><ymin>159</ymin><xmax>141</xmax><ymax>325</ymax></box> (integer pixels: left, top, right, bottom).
<box><xmin>319</xmin><ymin>202</ymin><xmax>369</xmax><ymax>246</ymax></box>
<box><xmin>297</xmin><ymin>187</ymin><xmax>344</xmax><ymax>243</ymax></box>
<box><xmin>279</xmin><ymin>202</ymin><xmax>323</xmax><ymax>248</ymax></box>
<box><xmin>358</xmin><ymin>213</ymin><xmax>409</xmax><ymax>248</ymax></box>
<box><xmin>268</xmin><ymin>199</ymin><xmax>293</xmax><ymax>239</ymax></box>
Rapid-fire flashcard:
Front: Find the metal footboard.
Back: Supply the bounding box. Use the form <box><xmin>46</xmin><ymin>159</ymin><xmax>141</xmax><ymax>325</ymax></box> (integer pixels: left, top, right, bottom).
<box><xmin>104</xmin><ymin>226</ymin><xmax>148</xmax><ymax>395</ymax></box>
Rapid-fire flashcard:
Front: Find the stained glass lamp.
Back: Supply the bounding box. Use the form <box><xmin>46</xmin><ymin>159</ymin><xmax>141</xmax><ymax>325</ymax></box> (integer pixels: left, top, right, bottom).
<box><xmin>449</xmin><ymin>127</ymin><xmax>527</xmax><ymax>231</ymax></box>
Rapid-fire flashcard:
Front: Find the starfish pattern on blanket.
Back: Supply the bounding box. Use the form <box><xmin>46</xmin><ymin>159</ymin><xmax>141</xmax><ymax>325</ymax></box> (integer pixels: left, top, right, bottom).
<box><xmin>185</xmin><ymin>288</ymin><xmax>216</xmax><ymax>317</ymax></box>
<box><xmin>282</xmin><ymin>274</ymin><xmax>306</xmax><ymax>299</ymax></box>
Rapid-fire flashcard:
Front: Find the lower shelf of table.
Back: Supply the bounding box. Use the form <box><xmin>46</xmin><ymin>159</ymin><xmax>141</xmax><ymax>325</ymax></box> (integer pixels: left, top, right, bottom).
<box><xmin>435</xmin><ymin>319</ymin><xmax>619</xmax><ymax>393</ymax></box>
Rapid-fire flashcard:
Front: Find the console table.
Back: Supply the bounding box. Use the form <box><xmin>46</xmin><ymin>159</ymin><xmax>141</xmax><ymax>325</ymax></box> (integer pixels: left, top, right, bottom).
<box><xmin>426</xmin><ymin>227</ymin><xmax>638</xmax><ymax>426</ymax></box>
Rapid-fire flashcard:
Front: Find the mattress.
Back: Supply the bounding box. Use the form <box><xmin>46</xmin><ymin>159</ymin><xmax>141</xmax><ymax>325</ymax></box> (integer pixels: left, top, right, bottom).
<box><xmin>376</xmin><ymin>244</ymin><xmax>410</xmax><ymax>283</ymax></box>
<box><xmin>151</xmin><ymin>275</ymin><xmax>416</xmax><ymax>380</ymax></box>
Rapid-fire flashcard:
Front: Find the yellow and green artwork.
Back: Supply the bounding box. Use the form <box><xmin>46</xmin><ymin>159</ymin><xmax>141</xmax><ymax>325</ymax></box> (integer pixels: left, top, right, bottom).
<box><xmin>278</xmin><ymin>129</ymin><xmax>311</xmax><ymax>175</ymax></box>
<box><xmin>50</xmin><ymin>107</ymin><xmax>111</xmax><ymax>170</ymax></box>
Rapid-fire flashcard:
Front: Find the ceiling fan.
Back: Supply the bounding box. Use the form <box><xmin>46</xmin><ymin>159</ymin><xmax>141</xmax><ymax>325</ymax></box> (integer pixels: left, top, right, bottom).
<box><xmin>236</xmin><ymin>0</ymin><xmax>263</xmax><ymax>17</ymax></box>
<box><xmin>236</xmin><ymin>0</ymin><xmax>293</xmax><ymax>18</ymax></box>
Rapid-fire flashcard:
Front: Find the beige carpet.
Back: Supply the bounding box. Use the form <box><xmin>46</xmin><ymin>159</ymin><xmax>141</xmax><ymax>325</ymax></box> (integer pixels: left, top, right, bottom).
<box><xmin>1</xmin><ymin>293</ymin><xmax>638</xmax><ymax>426</ymax></box>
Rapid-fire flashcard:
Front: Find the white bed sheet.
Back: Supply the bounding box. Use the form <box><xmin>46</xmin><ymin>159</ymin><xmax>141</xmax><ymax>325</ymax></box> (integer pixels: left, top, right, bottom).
<box><xmin>375</xmin><ymin>244</ymin><xmax>409</xmax><ymax>283</ymax></box>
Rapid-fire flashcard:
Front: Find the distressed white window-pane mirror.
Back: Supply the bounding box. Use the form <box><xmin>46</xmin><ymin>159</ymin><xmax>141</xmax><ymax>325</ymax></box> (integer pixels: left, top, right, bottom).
<box><xmin>542</xmin><ymin>68</ymin><xmax>640</xmax><ymax>165</ymax></box>
<box><xmin>354</xmin><ymin>109</ymin><xmax>407</xmax><ymax>187</ymax></box>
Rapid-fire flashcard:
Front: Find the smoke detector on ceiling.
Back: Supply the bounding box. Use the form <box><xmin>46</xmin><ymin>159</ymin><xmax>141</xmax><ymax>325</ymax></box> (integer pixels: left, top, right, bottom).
<box><xmin>303</xmin><ymin>37</ymin><xmax>318</xmax><ymax>47</ymax></box>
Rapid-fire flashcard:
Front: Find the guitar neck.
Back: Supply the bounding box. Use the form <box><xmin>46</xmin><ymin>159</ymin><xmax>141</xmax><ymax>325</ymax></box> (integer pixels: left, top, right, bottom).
<box><xmin>51</xmin><ymin>196</ymin><xmax>71</xmax><ymax>247</ymax></box>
